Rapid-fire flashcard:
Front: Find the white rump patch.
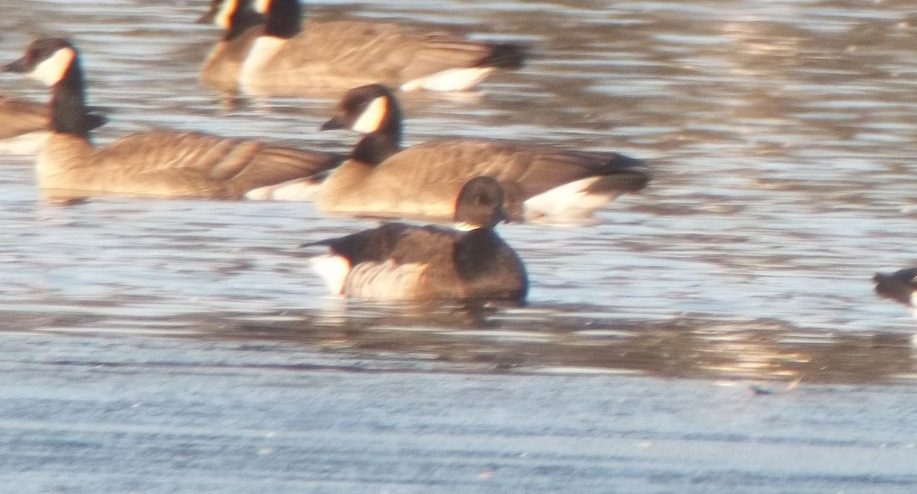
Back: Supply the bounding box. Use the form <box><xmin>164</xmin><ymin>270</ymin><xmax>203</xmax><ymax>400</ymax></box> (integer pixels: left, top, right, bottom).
<box><xmin>253</xmin><ymin>0</ymin><xmax>272</xmax><ymax>14</ymax></box>
<box><xmin>345</xmin><ymin>260</ymin><xmax>426</xmax><ymax>299</ymax></box>
<box><xmin>309</xmin><ymin>255</ymin><xmax>351</xmax><ymax>296</ymax></box>
<box><xmin>30</xmin><ymin>47</ymin><xmax>75</xmax><ymax>87</ymax></box>
<box><xmin>239</xmin><ymin>36</ymin><xmax>287</xmax><ymax>89</ymax></box>
<box><xmin>0</xmin><ymin>131</ymin><xmax>48</xmax><ymax>155</ymax></box>
<box><xmin>351</xmin><ymin>96</ymin><xmax>389</xmax><ymax>134</ymax></box>
<box><xmin>215</xmin><ymin>0</ymin><xmax>239</xmax><ymax>29</ymax></box>
<box><xmin>244</xmin><ymin>179</ymin><xmax>320</xmax><ymax>201</ymax></box>
<box><xmin>523</xmin><ymin>176</ymin><xmax>614</xmax><ymax>222</ymax></box>
<box><xmin>400</xmin><ymin>67</ymin><xmax>493</xmax><ymax>92</ymax></box>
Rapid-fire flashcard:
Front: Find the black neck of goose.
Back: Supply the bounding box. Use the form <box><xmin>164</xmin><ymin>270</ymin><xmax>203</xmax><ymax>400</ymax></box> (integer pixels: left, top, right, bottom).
<box><xmin>225</xmin><ymin>8</ymin><xmax>265</xmax><ymax>41</ymax></box>
<box><xmin>453</xmin><ymin>228</ymin><xmax>502</xmax><ymax>277</ymax></box>
<box><xmin>350</xmin><ymin>131</ymin><xmax>400</xmax><ymax>165</ymax></box>
<box><xmin>264</xmin><ymin>0</ymin><xmax>302</xmax><ymax>39</ymax></box>
<box><xmin>49</xmin><ymin>59</ymin><xmax>93</xmax><ymax>139</ymax></box>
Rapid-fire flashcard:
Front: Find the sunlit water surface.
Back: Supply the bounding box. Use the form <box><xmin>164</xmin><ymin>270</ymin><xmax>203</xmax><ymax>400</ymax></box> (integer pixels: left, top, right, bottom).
<box><xmin>0</xmin><ymin>0</ymin><xmax>915</xmax><ymax>384</ymax></box>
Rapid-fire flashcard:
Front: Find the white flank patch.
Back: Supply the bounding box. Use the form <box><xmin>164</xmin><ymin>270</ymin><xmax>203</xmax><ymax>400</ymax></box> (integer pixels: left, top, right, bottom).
<box><xmin>0</xmin><ymin>131</ymin><xmax>49</xmax><ymax>155</ymax></box>
<box><xmin>523</xmin><ymin>176</ymin><xmax>613</xmax><ymax>222</ymax></box>
<box><xmin>345</xmin><ymin>260</ymin><xmax>426</xmax><ymax>299</ymax></box>
<box><xmin>309</xmin><ymin>254</ymin><xmax>351</xmax><ymax>296</ymax></box>
<box><xmin>400</xmin><ymin>67</ymin><xmax>493</xmax><ymax>92</ymax></box>
<box><xmin>253</xmin><ymin>0</ymin><xmax>272</xmax><ymax>14</ymax></box>
<box><xmin>29</xmin><ymin>47</ymin><xmax>75</xmax><ymax>87</ymax></box>
<box><xmin>215</xmin><ymin>0</ymin><xmax>239</xmax><ymax>29</ymax></box>
<box><xmin>239</xmin><ymin>36</ymin><xmax>287</xmax><ymax>89</ymax></box>
<box><xmin>910</xmin><ymin>292</ymin><xmax>917</xmax><ymax>309</ymax></box>
<box><xmin>244</xmin><ymin>178</ymin><xmax>320</xmax><ymax>201</ymax></box>
<box><xmin>453</xmin><ymin>222</ymin><xmax>479</xmax><ymax>232</ymax></box>
<box><xmin>351</xmin><ymin>96</ymin><xmax>388</xmax><ymax>134</ymax></box>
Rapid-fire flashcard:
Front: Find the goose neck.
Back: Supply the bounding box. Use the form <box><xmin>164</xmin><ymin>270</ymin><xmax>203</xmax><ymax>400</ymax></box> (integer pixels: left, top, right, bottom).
<box><xmin>225</xmin><ymin>9</ymin><xmax>265</xmax><ymax>40</ymax></box>
<box><xmin>49</xmin><ymin>61</ymin><xmax>92</xmax><ymax>140</ymax></box>
<box><xmin>350</xmin><ymin>129</ymin><xmax>401</xmax><ymax>165</ymax></box>
<box><xmin>264</xmin><ymin>0</ymin><xmax>302</xmax><ymax>39</ymax></box>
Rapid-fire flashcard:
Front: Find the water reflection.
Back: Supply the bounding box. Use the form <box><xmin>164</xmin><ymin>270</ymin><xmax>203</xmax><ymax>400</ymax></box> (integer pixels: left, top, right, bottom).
<box><xmin>3</xmin><ymin>303</ymin><xmax>913</xmax><ymax>385</ymax></box>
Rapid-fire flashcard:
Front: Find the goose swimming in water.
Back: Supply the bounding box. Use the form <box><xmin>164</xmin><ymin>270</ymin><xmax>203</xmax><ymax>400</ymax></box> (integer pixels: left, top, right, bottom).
<box><xmin>305</xmin><ymin>176</ymin><xmax>528</xmax><ymax>304</ymax></box>
<box><xmin>3</xmin><ymin>37</ymin><xmax>340</xmax><ymax>201</ymax></box>
<box><xmin>316</xmin><ymin>84</ymin><xmax>650</xmax><ymax>223</ymax></box>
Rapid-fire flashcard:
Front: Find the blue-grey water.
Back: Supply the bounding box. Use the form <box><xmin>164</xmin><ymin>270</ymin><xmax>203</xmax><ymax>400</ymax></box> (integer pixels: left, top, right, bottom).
<box><xmin>0</xmin><ymin>1</ymin><xmax>915</xmax><ymax>492</ymax></box>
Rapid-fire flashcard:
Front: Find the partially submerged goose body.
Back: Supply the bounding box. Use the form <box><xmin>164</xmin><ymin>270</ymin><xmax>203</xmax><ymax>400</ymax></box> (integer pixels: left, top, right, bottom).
<box><xmin>317</xmin><ymin>84</ymin><xmax>650</xmax><ymax>223</ymax></box>
<box><xmin>306</xmin><ymin>176</ymin><xmax>528</xmax><ymax>303</ymax></box>
<box><xmin>200</xmin><ymin>0</ymin><xmax>526</xmax><ymax>95</ymax></box>
<box><xmin>4</xmin><ymin>37</ymin><xmax>339</xmax><ymax>200</ymax></box>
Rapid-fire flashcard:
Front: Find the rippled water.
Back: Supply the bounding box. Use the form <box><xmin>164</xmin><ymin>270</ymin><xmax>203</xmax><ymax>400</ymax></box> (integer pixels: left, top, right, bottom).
<box><xmin>0</xmin><ymin>0</ymin><xmax>915</xmax><ymax>384</ymax></box>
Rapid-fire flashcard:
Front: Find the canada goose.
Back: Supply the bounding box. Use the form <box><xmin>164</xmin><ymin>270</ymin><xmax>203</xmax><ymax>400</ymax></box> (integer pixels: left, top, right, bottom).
<box><xmin>198</xmin><ymin>0</ymin><xmax>266</xmax><ymax>92</ymax></box>
<box><xmin>305</xmin><ymin>176</ymin><xmax>527</xmax><ymax>303</ymax></box>
<box><xmin>317</xmin><ymin>84</ymin><xmax>650</xmax><ymax>222</ymax></box>
<box><xmin>3</xmin><ymin>37</ymin><xmax>339</xmax><ymax>200</ymax></box>
<box><xmin>0</xmin><ymin>94</ymin><xmax>105</xmax><ymax>155</ymax></box>
<box><xmin>874</xmin><ymin>268</ymin><xmax>917</xmax><ymax>317</ymax></box>
<box><xmin>224</xmin><ymin>0</ymin><xmax>525</xmax><ymax>95</ymax></box>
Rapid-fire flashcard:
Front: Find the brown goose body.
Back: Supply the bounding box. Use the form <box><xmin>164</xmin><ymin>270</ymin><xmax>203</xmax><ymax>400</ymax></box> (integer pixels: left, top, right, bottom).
<box><xmin>241</xmin><ymin>21</ymin><xmax>518</xmax><ymax>94</ymax></box>
<box><xmin>232</xmin><ymin>0</ymin><xmax>525</xmax><ymax>95</ymax></box>
<box><xmin>0</xmin><ymin>96</ymin><xmax>47</xmax><ymax>140</ymax></box>
<box><xmin>5</xmin><ymin>37</ymin><xmax>338</xmax><ymax>201</ymax></box>
<box><xmin>317</xmin><ymin>84</ymin><xmax>650</xmax><ymax>222</ymax></box>
<box><xmin>0</xmin><ymin>96</ymin><xmax>49</xmax><ymax>154</ymax></box>
<box><xmin>38</xmin><ymin>130</ymin><xmax>335</xmax><ymax>200</ymax></box>
<box><xmin>316</xmin><ymin>139</ymin><xmax>647</xmax><ymax>220</ymax></box>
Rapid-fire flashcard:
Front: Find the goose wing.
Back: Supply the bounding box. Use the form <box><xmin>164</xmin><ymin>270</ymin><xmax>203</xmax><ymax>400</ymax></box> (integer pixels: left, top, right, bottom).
<box><xmin>310</xmin><ymin>222</ymin><xmax>458</xmax><ymax>265</ymax></box>
<box><xmin>379</xmin><ymin>139</ymin><xmax>648</xmax><ymax>198</ymax></box>
<box><xmin>96</xmin><ymin>130</ymin><xmax>340</xmax><ymax>194</ymax></box>
<box><xmin>266</xmin><ymin>21</ymin><xmax>498</xmax><ymax>84</ymax></box>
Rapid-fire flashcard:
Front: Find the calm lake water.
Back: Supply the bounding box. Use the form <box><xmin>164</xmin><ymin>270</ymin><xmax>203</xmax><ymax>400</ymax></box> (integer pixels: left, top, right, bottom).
<box><xmin>0</xmin><ymin>1</ymin><xmax>915</xmax><ymax>492</ymax></box>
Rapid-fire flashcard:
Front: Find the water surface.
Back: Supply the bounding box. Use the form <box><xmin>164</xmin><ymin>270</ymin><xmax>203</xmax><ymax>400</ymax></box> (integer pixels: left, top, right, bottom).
<box><xmin>0</xmin><ymin>1</ymin><xmax>915</xmax><ymax>491</ymax></box>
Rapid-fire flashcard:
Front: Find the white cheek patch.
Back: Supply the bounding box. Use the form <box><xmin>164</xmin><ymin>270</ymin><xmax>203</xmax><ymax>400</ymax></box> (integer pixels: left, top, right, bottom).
<box><xmin>352</xmin><ymin>96</ymin><xmax>388</xmax><ymax>134</ymax></box>
<box><xmin>215</xmin><ymin>0</ymin><xmax>239</xmax><ymax>29</ymax></box>
<box><xmin>29</xmin><ymin>47</ymin><xmax>75</xmax><ymax>87</ymax></box>
<box><xmin>253</xmin><ymin>0</ymin><xmax>272</xmax><ymax>14</ymax></box>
